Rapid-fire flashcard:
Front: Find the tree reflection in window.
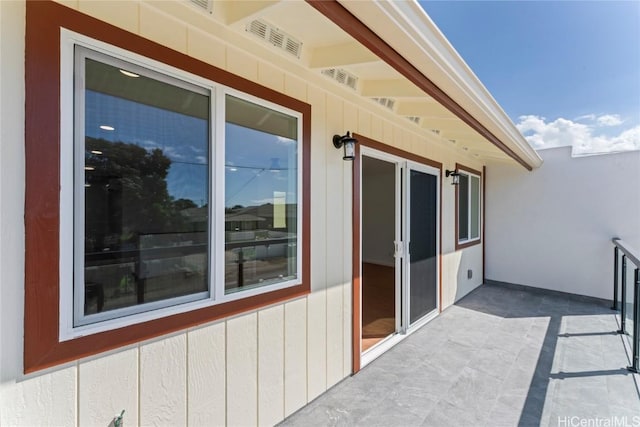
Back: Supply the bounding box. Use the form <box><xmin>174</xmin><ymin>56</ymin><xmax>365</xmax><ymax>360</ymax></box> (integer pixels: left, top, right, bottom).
<box><xmin>78</xmin><ymin>49</ymin><xmax>209</xmax><ymax>323</ymax></box>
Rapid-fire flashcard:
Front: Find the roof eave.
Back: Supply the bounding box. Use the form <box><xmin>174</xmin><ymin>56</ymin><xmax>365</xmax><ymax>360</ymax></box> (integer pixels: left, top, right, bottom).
<box><xmin>335</xmin><ymin>0</ymin><xmax>543</xmax><ymax>170</ymax></box>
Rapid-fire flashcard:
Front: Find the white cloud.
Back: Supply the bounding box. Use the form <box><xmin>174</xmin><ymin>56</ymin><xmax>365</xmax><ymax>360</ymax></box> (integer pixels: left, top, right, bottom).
<box><xmin>276</xmin><ymin>135</ymin><xmax>296</xmax><ymax>145</ymax></box>
<box><xmin>161</xmin><ymin>146</ymin><xmax>187</xmax><ymax>161</ymax></box>
<box><xmin>250</xmin><ymin>198</ymin><xmax>275</xmax><ymax>205</ymax></box>
<box><xmin>516</xmin><ymin>114</ymin><xmax>639</xmax><ymax>155</ymax></box>
<box><xmin>574</xmin><ymin>114</ymin><xmax>596</xmax><ymax>122</ymax></box>
<box><xmin>574</xmin><ymin>113</ymin><xmax>623</xmax><ymax>127</ymax></box>
<box><xmin>138</xmin><ymin>139</ymin><xmax>160</xmax><ymax>149</ymax></box>
<box><xmin>596</xmin><ymin>114</ymin><xmax>623</xmax><ymax>127</ymax></box>
<box><xmin>576</xmin><ymin>126</ymin><xmax>640</xmax><ymax>155</ymax></box>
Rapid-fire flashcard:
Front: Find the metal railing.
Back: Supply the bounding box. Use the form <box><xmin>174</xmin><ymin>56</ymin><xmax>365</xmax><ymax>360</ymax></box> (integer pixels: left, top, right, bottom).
<box><xmin>611</xmin><ymin>237</ymin><xmax>640</xmax><ymax>373</ymax></box>
<box><xmin>225</xmin><ymin>237</ymin><xmax>296</xmax><ymax>287</ymax></box>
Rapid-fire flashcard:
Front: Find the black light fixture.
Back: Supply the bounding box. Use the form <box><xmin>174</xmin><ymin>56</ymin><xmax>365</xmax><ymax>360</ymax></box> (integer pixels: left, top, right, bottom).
<box><xmin>333</xmin><ymin>131</ymin><xmax>358</xmax><ymax>161</ymax></box>
<box><xmin>445</xmin><ymin>169</ymin><xmax>460</xmax><ymax>185</ymax></box>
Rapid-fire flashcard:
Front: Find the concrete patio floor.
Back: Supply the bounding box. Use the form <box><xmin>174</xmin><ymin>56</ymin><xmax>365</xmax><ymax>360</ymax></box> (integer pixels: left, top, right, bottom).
<box><xmin>280</xmin><ymin>283</ymin><xmax>640</xmax><ymax>426</ymax></box>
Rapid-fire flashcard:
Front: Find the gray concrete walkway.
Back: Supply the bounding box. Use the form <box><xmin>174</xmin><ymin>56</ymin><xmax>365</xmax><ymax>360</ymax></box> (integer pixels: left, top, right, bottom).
<box><xmin>281</xmin><ymin>283</ymin><xmax>640</xmax><ymax>426</ymax></box>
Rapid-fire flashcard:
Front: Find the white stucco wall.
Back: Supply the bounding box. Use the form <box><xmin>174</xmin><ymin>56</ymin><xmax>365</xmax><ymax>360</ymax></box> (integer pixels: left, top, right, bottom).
<box><xmin>0</xmin><ymin>1</ymin><xmax>485</xmax><ymax>425</ymax></box>
<box><xmin>486</xmin><ymin>146</ymin><xmax>640</xmax><ymax>299</ymax></box>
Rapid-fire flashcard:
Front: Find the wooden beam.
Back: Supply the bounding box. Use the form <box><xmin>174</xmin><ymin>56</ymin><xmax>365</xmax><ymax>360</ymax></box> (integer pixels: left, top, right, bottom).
<box><xmin>224</xmin><ymin>0</ymin><xmax>281</xmax><ymax>25</ymax></box>
<box><xmin>396</xmin><ymin>100</ymin><xmax>450</xmax><ymax>117</ymax></box>
<box><xmin>309</xmin><ymin>41</ymin><xmax>378</xmax><ymax>68</ymax></box>
<box><xmin>361</xmin><ymin>79</ymin><xmax>425</xmax><ymax>97</ymax></box>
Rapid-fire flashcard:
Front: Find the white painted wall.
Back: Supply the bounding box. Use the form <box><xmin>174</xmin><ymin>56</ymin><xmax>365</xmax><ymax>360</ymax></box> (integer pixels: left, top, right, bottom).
<box><xmin>0</xmin><ymin>1</ymin><xmax>486</xmax><ymax>425</ymax></box>
<box><xmin>486</xmin><ymin>146</ymin><xmax>640</xmax><ymax>299</ymax></box>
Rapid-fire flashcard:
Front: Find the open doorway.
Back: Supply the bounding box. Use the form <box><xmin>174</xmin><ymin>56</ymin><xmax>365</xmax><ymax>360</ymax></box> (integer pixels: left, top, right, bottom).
<box><xmin>361</xmin><ymin>156</ymin><xmax>397</xmax><ymax>352</ymax></box>
<box><xmin>358</xmin><ymin>147</ymin><xmax>440</xmax><ymax>368</ymax></box>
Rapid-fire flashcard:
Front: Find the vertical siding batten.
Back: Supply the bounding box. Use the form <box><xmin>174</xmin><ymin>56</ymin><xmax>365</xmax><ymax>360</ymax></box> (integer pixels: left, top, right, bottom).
<box><xmin>139</xmin><ymin>2</ymin><xmax>188</xmax><ymax>54</ymax></box>
<box><xmin>139</xmin><ymin>334</ymin><xmax>187</xmax><ymax>426</ymax></box>
<box><xmin>226</xmin><ymin>313</ymin><xmax>258</xmax><ymax>426</ymax></box>
<box><xmin>325</xmin><ymin>94</ymin><xmax>346</xmax><ymax>387</ymax></box>
<box><xmin>77</xmin><ymin>0</ymin><xmax>139</xmax><ymax>34</ymax></box>
<box><xmin>283</xmin><ymin>298</ymin><xmax>307</xmax><ymax>416</ymax></box>
<box><xmin>78</xmin><ymin>348</ymin><xmax>138</xmax><ymax>426</ymax></box>
<box><xmin>306</xmin><ymin>85</ymin><xmax>328</xmax><ymax>401</ymax></box>
<box><xmin>257</xmin><ymin>305</ymin><xmax>285</xmax><ymax>426</ymax></box>
<box><xmin>187</xmin><ymin>26</ymin><xmax>227</xmax><ymax>69</ymax></box>
<box><xmin>187</xmin><ymin>322</ymin><xmax>226</xmax><ymax>426</ymax></box>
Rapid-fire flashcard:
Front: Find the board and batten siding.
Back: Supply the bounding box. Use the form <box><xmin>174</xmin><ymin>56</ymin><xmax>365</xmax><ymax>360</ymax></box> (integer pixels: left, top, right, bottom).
<box><xmin>0</xmin><ymin>1</ymin><xmax>485</xmax><ymax>425</ymax></box>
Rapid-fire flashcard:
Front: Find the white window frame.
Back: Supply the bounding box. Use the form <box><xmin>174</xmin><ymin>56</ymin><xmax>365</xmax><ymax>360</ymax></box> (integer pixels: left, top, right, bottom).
<box><xmin>59</xmin><ymin>29</ymin><xmax>304</xmax><ymax>340</ymax></box>
<box><xmin>214</xmin><ymin>88</ymin><xmax>304</xmax><ymax>304</ymax></box>
<box><xmin>457</xmin><ymin>170</ymin><xmax>481</xmax><ymax>244</ymax></box>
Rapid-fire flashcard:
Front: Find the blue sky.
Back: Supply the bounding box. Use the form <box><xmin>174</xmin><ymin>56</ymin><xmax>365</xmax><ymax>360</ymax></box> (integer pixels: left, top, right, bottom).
<box><xmin>87</xmin><ymin>91</ymin><xmax>296</xmax><ymax>206</ymax></box>
<box><xmin>87</xmin><ymin>90</ymin><xmax>210</xmax><ymax>205</ymax></box>
<box><xmin>419</xmin><ymin>1</ymin><xmax>640</xmax><ymax>155</ymax></box>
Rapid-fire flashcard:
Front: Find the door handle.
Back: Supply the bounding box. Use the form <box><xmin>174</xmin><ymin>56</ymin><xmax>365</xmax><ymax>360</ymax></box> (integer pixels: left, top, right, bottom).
<box><xmin>394</xmin><ymin>241</ymin><xmax>404</xmax><ymax>258</ymax></box>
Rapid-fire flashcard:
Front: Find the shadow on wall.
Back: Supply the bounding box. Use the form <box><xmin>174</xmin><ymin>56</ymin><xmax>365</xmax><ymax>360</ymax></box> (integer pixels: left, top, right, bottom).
<box><xmin>442</xmin><ymin>248</ymin><xmax>484</xmax><ymax>307</ymax></box>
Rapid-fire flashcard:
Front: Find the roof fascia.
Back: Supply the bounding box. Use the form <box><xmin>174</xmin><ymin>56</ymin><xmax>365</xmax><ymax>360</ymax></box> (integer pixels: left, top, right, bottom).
<box><xmin>376</xmin><ymin>1</ymin><xmax>542</xmax><ymax>169</ymax></box>
<box><xmin>307</xmin><ymin>0</ymin><xmax>542</xmax><ymax>170</ymax></box>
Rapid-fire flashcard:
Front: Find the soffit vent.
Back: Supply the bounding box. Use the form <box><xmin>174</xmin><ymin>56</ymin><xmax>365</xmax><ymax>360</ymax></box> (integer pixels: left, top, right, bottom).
<box><xmin>246</xmin><ymin>19</ymin><xmax>303</xmax><ymax>59</ymax></box>
<box><xmin>190</xmin><ymin>0</ymin><xmax>212</xmax><ymax>14</ymax></box>
<box><xmin>372</xmin><ymin>97</ymin><xmax>396</xmax><ymax>111</ymax></box>
<box><xmin>407</xmin><ymin>116</ymin><xmax>421</xmax><ymax>125</ymax></box>
<box><xmin>321</xmin><ymin>68</ymin><xmax>359</xmax><ymax>90</ymax></box>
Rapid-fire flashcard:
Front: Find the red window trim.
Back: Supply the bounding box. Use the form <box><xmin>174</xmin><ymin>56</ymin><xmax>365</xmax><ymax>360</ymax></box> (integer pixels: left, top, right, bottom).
<box><xmin>24</xmin><ymin>0</ymin><xmax>311</xmax><ymax>374</ymax></box>
<box><xmin>454</xmin><ymin>162</ymin><xmax>483</xmax><ymax>251</ymax></box>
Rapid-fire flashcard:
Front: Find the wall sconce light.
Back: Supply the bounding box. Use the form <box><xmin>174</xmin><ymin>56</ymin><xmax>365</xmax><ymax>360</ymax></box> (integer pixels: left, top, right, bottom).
<box><xmin>445</xmin><ymin>169</ymin><xmax>460</xmax><ymax>185</ymax></box>
<box><xmin>333</xmin><ymin>131</ymin><xmax>358</xmax><ymax>161</ymax></box>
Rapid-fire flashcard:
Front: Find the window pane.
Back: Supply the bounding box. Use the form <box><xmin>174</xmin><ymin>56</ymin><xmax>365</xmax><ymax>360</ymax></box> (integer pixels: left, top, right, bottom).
<box><xmin>224</xmin><ymin>95</ymin><xmax>298</xmax><ymax>295</ymax></box>
<box><xmin>470</xmin><ymin>175</ymin><xmax>480</xmax><ymax>239</ymax></box>
<box><xmin>80</xmin><ymin>54</ymin><xmax>209</xmax><ymax>322</ymax></box>
<box><xmin>458</xmin><ymin>173</ymin><xmax>469</xmax><ymax>241</ymax></box>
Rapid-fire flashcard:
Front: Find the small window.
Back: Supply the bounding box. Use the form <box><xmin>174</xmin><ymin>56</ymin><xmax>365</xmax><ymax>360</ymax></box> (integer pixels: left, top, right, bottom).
<box><xmin>224</xmin><ymin>95</ymin><xmax>300</xmax><ymax>295</ymax></box>
<box><xmin>456</xmin><ymin>166</ymin><xmax>482</xmax><ymax>248</ymax></box>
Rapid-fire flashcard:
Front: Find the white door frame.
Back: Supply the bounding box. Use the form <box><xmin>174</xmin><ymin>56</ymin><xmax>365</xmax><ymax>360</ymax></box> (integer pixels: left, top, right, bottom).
<box><xmin>403</xmin><ymin>161</ymin><xmax>441</xmax><ymax>333</ymax></box>
<box><xmin>359</xmin><ymin>147</ymin><xmax>440</xmax><ymax>367</ymax></box>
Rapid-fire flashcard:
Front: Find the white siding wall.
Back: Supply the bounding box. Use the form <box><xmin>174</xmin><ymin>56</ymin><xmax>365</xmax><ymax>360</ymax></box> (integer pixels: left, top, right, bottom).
<box><xmin>0</xmin><ymin>1</ymin><xmax>485</xmax><ymax>425</ymax></box>
<box><xmin>486</xmin><ymin>146</ymin><xmax>640</xmax><ymax>299</ymax></box>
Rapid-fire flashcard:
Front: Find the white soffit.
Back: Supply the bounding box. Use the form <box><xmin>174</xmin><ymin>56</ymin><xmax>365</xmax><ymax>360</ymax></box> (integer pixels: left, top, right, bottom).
<box><xmin>166</xmin><ymin>0</ymin><xmax>532</xmax><ymax>166</ymax></box>
<box><xmin>338</xmin><ymin>0</ymin><xmax>543</xmax><ymax>169</ymax></box>
<box><xmin>257</xmin><ymin>1</ymin><xmax>348</xmax><ymax>47</ymax></box>
<box><xmin>258</xmin><ymin>1</ymin><xmax>505</xmax><ymax>162</ymax></box>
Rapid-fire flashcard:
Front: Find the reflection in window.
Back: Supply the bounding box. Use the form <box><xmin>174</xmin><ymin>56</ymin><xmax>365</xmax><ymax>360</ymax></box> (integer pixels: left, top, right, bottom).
<box><xmin>459</xmin><ymin>174</ymin><xmax>469</xmax><ymax>240</ymax></box>
<box><xmin>77</xmin><ymin>49</ymin><xmax>209</xmax><ymax>325</ymax></box>
<box><xmin>457</xmin><ymin>171</ymin><xmax>481</xmax><ymax>243</ymax></box>
<box><xmin>224</xmin><ymin>95</ymin><xmax>298</xmax><ymax>294</ymax></box>
<box><xmin>470</xmin><ymin>175</ymin><xmax>480</xmax><ymax>239</ymax></box>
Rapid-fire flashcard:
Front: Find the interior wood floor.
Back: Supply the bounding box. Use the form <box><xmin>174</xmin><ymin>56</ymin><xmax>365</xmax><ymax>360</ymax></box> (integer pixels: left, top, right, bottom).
<box><xmin>361</xmin><ymin>262</ymin><xmax>396</xmax><ymax>352</ymax></box>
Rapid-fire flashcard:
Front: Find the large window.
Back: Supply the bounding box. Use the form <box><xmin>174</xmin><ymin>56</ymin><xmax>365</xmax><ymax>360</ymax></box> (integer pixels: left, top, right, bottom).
<box><xmin>65</xmin><ymin>39</ymin><xmax>303</xmax><ymax>336</ymax></box>
<box><xmin>23</xmin><ymin>1</ymin><xmax>310</xmax><ymax>373</ymax></box>
<box><xmin>456</xmin><ymin>165</ymin><xmax>482</xmax><ymax>249</ymax></box>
